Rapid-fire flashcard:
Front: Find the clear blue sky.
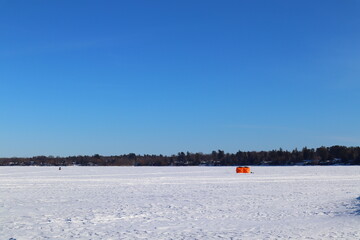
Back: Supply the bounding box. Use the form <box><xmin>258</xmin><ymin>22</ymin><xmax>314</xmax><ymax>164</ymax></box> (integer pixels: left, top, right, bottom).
<box><xmin>1</xmin><ymin>0</ymin><xmax>359</xmax><ymax>157</ymax></box>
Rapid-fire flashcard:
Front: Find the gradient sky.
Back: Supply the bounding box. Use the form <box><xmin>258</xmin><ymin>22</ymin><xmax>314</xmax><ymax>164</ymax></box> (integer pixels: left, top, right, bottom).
<box><xmin>1</xmin><ymin>0</ymin><xmax>360</xmax><ymax>157</ymax></box>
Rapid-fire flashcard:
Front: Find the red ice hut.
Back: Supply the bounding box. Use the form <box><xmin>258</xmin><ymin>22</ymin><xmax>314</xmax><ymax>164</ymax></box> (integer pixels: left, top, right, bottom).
<box><xmin>236</xmin><ymin>166</ymin><xmax>251</xmax><ymax>173</ymax></box>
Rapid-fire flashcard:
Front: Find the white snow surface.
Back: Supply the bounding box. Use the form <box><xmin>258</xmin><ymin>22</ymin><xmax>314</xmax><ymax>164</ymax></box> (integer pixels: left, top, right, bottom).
<box><xmin>0</xmin><ymin>166</ymin><xmax>359</xmax><ymax>240</ymax></box>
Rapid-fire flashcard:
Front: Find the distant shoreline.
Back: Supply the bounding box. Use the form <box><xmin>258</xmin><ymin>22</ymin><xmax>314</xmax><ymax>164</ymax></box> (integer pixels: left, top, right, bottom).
<box><xmin>1</xmin><ymin>145</ymin><xmax>359</xmax><ymax>166</ymax></box>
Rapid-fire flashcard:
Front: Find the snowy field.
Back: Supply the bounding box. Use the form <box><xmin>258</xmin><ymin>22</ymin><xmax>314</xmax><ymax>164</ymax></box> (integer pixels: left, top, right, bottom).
<box><xmin>0</xmin><ymin>166</ymin><xmax>359</xmax><ymax>240</ymax></box>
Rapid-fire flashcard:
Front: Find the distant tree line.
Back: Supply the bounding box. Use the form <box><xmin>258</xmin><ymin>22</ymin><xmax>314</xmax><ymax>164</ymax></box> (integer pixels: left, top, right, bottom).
<box><xmin>1</xmin><ymin>145</ymin><xmax>359</xmax><ymax>166</ymax></box>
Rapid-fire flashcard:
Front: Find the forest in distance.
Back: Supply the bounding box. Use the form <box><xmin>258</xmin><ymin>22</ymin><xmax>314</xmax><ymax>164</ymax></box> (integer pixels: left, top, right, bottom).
<box><xmin>1</xmin><ymin>145</ymin><xmax>360</xmax><ymax>166</ymax></box>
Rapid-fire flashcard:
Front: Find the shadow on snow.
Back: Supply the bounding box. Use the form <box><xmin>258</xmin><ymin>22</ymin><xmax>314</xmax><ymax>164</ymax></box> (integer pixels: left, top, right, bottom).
<box><xmin>353</xmin><ymin>196</ymin><xmax>360</xmax><ymax>216</ymax></box>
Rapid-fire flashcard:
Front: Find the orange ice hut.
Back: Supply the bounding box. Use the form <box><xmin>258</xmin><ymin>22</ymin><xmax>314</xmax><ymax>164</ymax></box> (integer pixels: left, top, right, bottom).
<box><xmin>236</xmin><ymin>166</ymin><xmax>251</xmax><ymax>173</ymax></box>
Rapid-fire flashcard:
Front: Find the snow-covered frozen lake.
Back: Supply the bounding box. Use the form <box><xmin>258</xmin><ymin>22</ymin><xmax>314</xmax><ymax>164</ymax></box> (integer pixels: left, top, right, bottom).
<box><xmin>1</xmin><ymin>166</ymin><xmax>359</xmax><ymax>239</ymax></box>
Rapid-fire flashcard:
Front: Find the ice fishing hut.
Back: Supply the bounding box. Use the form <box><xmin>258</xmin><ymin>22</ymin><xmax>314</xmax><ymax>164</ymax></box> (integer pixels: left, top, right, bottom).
<box><xmin>236</xmin><ymin>166</ymin><xmax>250</xmax><ymax>173</ymax></box>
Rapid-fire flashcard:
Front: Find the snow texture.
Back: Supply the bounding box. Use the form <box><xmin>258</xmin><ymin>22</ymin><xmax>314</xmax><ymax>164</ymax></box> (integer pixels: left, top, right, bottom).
<box><xmin>0</xmin><ymin>166</ymin><xmax>359</xmax><ymax>239</ymax></box>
